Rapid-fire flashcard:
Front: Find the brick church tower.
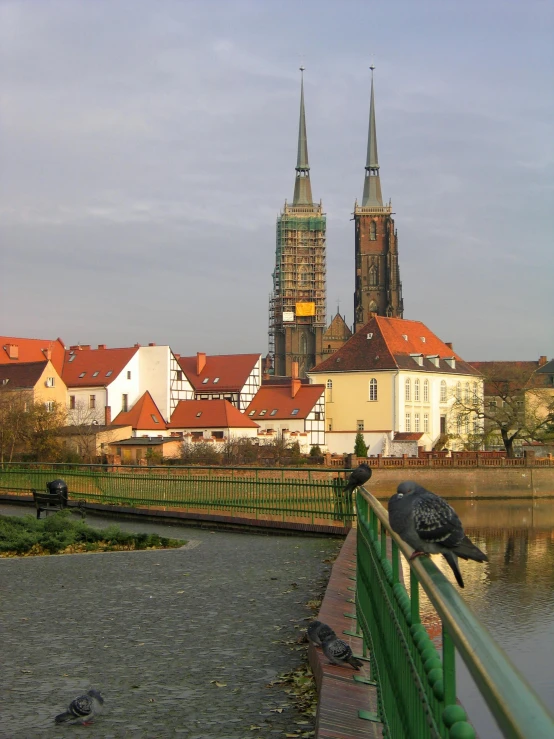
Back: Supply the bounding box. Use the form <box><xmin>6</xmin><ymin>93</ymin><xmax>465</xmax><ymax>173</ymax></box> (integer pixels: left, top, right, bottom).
<box><xmin>269</xmin><ymin>68</ymin><xmax>326</xmax><ymax>378</ymax></box>
<box><xmin>354</xmin><ymin>65</ymin><xmax>403</xmax><ymax>332</ymax></box>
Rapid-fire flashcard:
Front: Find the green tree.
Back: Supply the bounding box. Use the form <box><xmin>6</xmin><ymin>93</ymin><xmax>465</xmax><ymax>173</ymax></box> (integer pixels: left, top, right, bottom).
<box><xmin>354</xmin><ymin>432</ymin><xmax>368</xmax><ymax>457</ymax></box>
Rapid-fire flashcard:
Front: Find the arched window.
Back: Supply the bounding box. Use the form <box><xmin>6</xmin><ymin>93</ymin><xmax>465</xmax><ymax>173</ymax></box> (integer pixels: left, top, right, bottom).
<box><xmin>423</xmin><ymin>413</ymin><xmax>429</xmax><ymax>432</ymax></box>
<box><xmin>464</xmin><ymin>382</ymin><xmax>470</xmax><ymax>402</ymax></box>
<box><xmin>369</xmin><ymin>378</ymin><xmax>377</xmax><ymax>401</ymax></box>
<box><xmin>368</xmin><ymin>264</ymin><xmax>378</xmax><ymax>286</ymax></box>
<box><xmin>405</xmin><ymin>378</ymin><xmax>411</xmax><ymax>401</ymax></box>
<box><xmin>414</xmin><ymin>413</ymin><xmax>420</xmax><ymax>432</ymax></box>
<box><xmin>423</xmin><ymin>379</ymin><xmax>429</xmax><ymax>402</ymax></box>
<box><xmin>414</xmin><ymin>379</ymin><xmax>420</xmax><ymax>401</ymax></box>
<box><xmin>440</xmin><ymin>380</ymin><xmax>447</xmax><ymax>403</ymax></box>
<box><xmin>456</xmin><ymin>381</ymin><xmax>462</xmax><ymax>400</ymax></box>
<box><xmin>370</xmin><ymin>221</ymin><xmax>377</xmax><ymax>240</ymax></box>
<box><xmin>473</xmin><ymin>382</ymin><xmax>478</xmax><ymax>403</ymax></box>
<box><xmin>405</xmin><ymin>413</ymin><xmax>411</xmax><ymax>432</ymax></box>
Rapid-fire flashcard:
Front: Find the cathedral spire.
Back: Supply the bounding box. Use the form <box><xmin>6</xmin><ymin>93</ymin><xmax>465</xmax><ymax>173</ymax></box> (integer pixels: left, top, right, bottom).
<box><xmin>293</xmin><ymin>66</ymin><xmax>313</xmax><ymax>205</ymax></box>
<box><xmin>362</xmin><ymin>64</ymin><xmax>383</xmax><ymax>207</ymax></box>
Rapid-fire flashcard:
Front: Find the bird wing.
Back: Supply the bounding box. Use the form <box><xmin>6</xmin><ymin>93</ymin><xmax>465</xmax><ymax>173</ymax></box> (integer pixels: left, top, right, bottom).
<box><xmin>327</xmin><ymin>638</ymin><xmax>352</xmax><ymax>660</ymax></box>
<box><xmin>412</xmin><ymin>495</ymin><xmax>463</xmax><ymax>549</ymax></box>
<box><xmin>69</xmin><ymin>696</ymin><xmax>93</xmax><ymax>718</ymax></box>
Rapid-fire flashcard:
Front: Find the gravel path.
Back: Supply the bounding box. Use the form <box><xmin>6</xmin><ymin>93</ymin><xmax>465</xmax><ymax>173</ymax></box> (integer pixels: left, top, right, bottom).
<box><xmin>0</xmin><ymin>505</ymin><xmax>342</xmax><ymax>739</ymax></box>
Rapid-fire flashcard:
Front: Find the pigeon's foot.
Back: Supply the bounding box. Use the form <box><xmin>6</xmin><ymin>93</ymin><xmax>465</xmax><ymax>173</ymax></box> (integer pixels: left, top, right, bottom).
<box><xmin>409</xmin><ymin>551</ymin><xmax>429</xmax><ymax>561</ymax></box>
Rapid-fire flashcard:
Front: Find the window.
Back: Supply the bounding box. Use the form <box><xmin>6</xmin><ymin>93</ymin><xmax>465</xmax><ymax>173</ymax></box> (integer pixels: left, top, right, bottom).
<box><xmin>151</xmin><ymin>414</ymin><xmax>159</xmax><ymax>423</ymax></box>
<box><xmin>313</xmin><ymin>412</ymin><xmax>321</xmax><ymax>420</ymax></box>
<box><xmin>465</xmin><ymin>382</ymin><xmax>470</xmax><ymax>402</ymax></box>
<box><xmin>259</xmin><ymin>410</ymin><xmax>267</xmax><ymax>416</ymax></box>
<box><xmin>456</xmin><ymin>382</ymin><xmax>462</xmax><ymax>401</ymax></box>
<box><xmin>79</xmin><ymin>372</ymin><xmax>86</xmax><ymax>378</ymax></box>
<box><xmin>489</xmin><ymin>400</ymin><xmax>497</xmax><ymax>410</ymax></box>
<box><xmin>270</xmin><ymin>409</ymin><xmax>278</xmax><ymax>416</ymax></box>
<box><xmin>122</xmin><ymin>394</ymin><xmax>128</xmax><ymax>412</ymax></box>
<box><xmin>326</xmin><ymin>379</ymin><xmax>333</xmax><ymax>388</ymax></box>
<box><xmin>116</xmin><ymin>447</ymin><xmax>122</xmax><ymax>456</ymax></box>
<box><xmin>176</xmin><ymin>371</ymin><xmax>183</xmax><ymax>381</ymax></box>
<box><xmin>405</xmin><ymin>378</ymin><xmax>411</xmax><ymax>401</ymax></box>
<box><xmin>423</xmin><ymin>379</ymin><xmax>429</xmax><ymax>402</ymax></box>
<box><xmin>202</xmin><ymin>378</ymin><xmax>209</xmax><ymax>384</ymax></box>
<box><xmin>92</xmin><ymin>371</ymin><xmax>99</xmax><ymax>377</ymax></box>
<box><xmin>68</xmin><ymin>354</ymin><xmax>76</xmax><ymax>362</ymax></box>
<box><xmin>414</xmin><ymin>413</ymin><xmax>420</xmax><ymax>432</ymax></box>
<box><xmin>248</xmin><ymin>410</ymin><xmax>256</xmax><ymax>416</ymax></box>
<box><xmin>357</xmin><ymin>420</ymin><xmax>364</xmax><ymax>431</ymax></box>
<box><xmin>45</xmin><ymin>401</ymin><xmax>54</xmax><ymax>412</ymax></box>
<box><xmin>457</xmin><ymin>417</ymin><xmax>462</xmax><ymax>434</ymax></box>
<box><xmin>465</xmin><ymin>417</ymin><xmax>470</xmax><ymax>434</ymax></box>
<box><xmin>440</xmin><ymin>380</ymin><xmax>447</xmax><ymax>402</ymax></box>
<box><xmin>106</xmin><ymin>370</ymin><xmax>113</xmax><ymax>377</ymax></box>
<box><xmin>473</xmin><ymin>382</ymin><xmax>478</xmax><ymax>402</ymax></box>
<box><xmin>291</xmin><ymin>409</ymin><xmax>299</xmax><ymax>416</ymax></box>
<box><xmin>46</xmin><ymin>377</ymin><xmax>55</xmax><ymax>387</ymax></box>
<box><xmin>414</xmin><ymin>379</ymin><xmax>420</xmax><ymax>401</ymax></box>
<box><xmin>69</xmin><ymin>395</ymin><xmax>76</xmax><ymax>410</ymax></box>
<box><xmin>423</xmin><ymin>413</ymin><xmax>429</xmax><ymax>432</ymax></box>
<box><xmin>213</xmin><ymin>378</ymin><xmax>220</xmax><ymax>384</ymax></box>
<box><xmin>89</xmin><ymin>395</ymin><xmax>96</xmax><ymax>409</ymax></box>
<box><xmin>370</xmin><ymin>221</ymin><xmax>377</xmax><ymax>240</ymax></box>
<box><xmin>405</xmin><ymin>413</ymin><xmax>411</xmax><ymax>432</ymax></box>
<box><xmin>212</xmin><ymin>431</ymin><xmax>224</xmax><ymax>439</ymax></box>
<box><xmin>127</xmin><ymin>371</ymin><xmax>131</xmax><ymax>380</ymax></box>
<box><xmin>326</xmin><ymin>379</ymin><xmax>333</xmax><ymax>402</ymax></box>
<box><xmin>369</xmin><ymin>378</ymin><xmax>378</xmax><ymax>401</ymax></box>
<box><xmin>196</xmin><ymin>411</ymin><xmax>202</xmax><ymax>417</ymax></box>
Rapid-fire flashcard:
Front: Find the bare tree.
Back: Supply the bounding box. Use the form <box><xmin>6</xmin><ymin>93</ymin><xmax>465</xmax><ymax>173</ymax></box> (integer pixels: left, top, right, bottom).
<box><xmin>64</xmin><ymin>400</ymin><xmax>105</xmax><ymax>462</ymax></box>
<box><xmin>0</xmin><ymin>388</ymin><xmax>66</xmax><ymax>463</ymax></box>
<box><xmin>451</xmin><ymin>363</ymin><xmax>554</xmax><ymax>457</ymax></box>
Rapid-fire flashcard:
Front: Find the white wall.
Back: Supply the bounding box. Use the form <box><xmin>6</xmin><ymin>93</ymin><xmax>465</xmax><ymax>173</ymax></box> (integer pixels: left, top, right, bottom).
<box><xmin>325</xmin><ymin>431</ymin><xmax>386</xmax><ymax>456</ymax></box>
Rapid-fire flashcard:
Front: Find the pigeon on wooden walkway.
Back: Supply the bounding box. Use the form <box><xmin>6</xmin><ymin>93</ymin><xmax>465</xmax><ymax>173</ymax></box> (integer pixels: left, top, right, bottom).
<box><xmin>388</xmin><ymin>481</ymin><xmax>488</xmax><ymax>588</ymax></box>
<box><xmin>321</xmin><ymin>634</ymin><xmax>363</xmax><ymax>670</ymax></box>
<box><xmin>343</xmin><ymin>463</ymin><xmax>372</xmax><ymax>494</ymax></box>
<box><xmin>55</xmin><ymin>689</ymin><xmax>104</xmax><ymax>725</ymax></box>
<box><xmin>307</xmin><ymin>620</ymin><xmax>336</xmax><ymax>646</ymax></box>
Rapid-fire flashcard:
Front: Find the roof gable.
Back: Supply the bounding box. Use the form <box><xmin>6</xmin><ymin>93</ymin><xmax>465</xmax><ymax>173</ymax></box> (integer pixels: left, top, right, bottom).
<box><xmin>62</xmin><ymin>346</ymin><xmax>138</xmax><ymax>387</ymax></box>
<box><xmin>0</xmin><ymin>336</ymin><xmax>66</xmax><ymax>374</ymax></box>
<box><xmin>323</xmin><ymin>313</ymin><xmax>353</xmax><ymax>341</ymax></box>
<box><xmin>0</xmin><ymin>361</ymin><xmax>49</xmax><ymax>389</ymax></box>
<box><xmin>169</xmin><ymin>399</ymin><xmax>260</xmax><ymax>429</ymax></box>
<box><xmin>112</xmin><ymin>391</ymin><xmax>167</xmax><ymax>429</ymax></box>
<box><xmin>311</xmin><ymin>317</ymin><xmax>479</xmax><ymax>376</ymax></box>
<box><xmin>178</xmin><ymin>353</ymin><xmax>260</xmax><ymax>392</ymax></box>
<box><xmin>245</xmin><ymin>384</ymin><xmax>324</xmax><ymax>420</ymax></box>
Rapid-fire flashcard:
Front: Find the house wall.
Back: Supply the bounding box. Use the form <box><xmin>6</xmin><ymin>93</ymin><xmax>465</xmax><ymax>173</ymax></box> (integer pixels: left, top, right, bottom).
<box><xmin>325</xmin><ymin>431</ymin><xmax>387</xmax><ymax>456</ymax></box>
<box><xmin>34</xmin><ymin>361</ymin><xmax>67</xmax><ymax>407</ymax></box>
<box><xmin>138</xmin><ymin>346</ymin><xmax>194</xmax><ymax>421</ymax></box>
<box><xmin>239</xmin><ymin>356</ymin><xmax>262</xmax><ymax>410</ymax></box>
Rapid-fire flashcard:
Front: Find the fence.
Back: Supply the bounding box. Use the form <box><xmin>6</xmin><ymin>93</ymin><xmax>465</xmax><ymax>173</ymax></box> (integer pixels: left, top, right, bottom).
<box><xmin>348</xmin><ymin>455</ymin><xmax>553</xmax><ymax>468</ymax></box>
<box><xmin>355</xmin><ymin>487</ymin><xmax>554</xmax><ymax>738</ymax></box>
<box><xmin>0</xmin><ymin>463</ymin><xmax>355</xmax><ymax>528</ymax></box>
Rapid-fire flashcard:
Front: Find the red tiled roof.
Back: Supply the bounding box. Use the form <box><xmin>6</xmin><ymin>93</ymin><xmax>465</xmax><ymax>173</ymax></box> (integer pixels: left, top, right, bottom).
<box><xmin>62</xmin><ymin>346</ymin><xmax>138</xmax><ymax>387</ymax></box>
<box><xmin>310</xmin><ymin>317</ymin><xmax>479</xmax><ymax>376</ymax></box>
<box><xmin>178</xmin><ymin>354</ymin><xmax>260</xmax><ymax>392</ymax></box>
<box><xmin>245</xmin><ymin>384</ymin><xmax>324</xmax><ymax>420</ymax></box>
<box><xmin>0</xmin><ymin>361</ymin><xmax>49</xmax><ymax>389</ymax></box>
<box><xmin>169</xmin><ymin>399</ymin><xmax>260</xmax><ymax>429</ymax></box>
<box><xmin>0</xmin><ymin>336</ymin><xmax>66</xmax><ymax>374</ymax></box>
<box><xmin>468</xmin><ymin>360</ymin><xmax>551</xmax><ymax>394</ymax></box>
<box><xmin>393</xmin><ymin>432</ymin><xmax>424</xmax><ymax>441</ymax></box>
<box><xmin>112</xmin><ymin>391</ymin><xmax>167</xmax><ymax>429</ymax></box>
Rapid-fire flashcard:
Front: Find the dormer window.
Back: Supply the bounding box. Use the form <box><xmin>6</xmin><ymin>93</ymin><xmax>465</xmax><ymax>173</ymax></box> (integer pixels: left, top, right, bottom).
<box><xmin>366</xmin><ymin>333</ymin><xmax>373</xmax><ymax>340</ymax></box>
<box><xmin>420</xmin><ymin>337</ymin><xmax>426</xmax><ymax>343</ymax></box>
<box><xmin>402</xmin><ymin>334</ymin><xmax>408</xmax><ymax>341</ymax></box>
<box><xmin>445</xmin><ymin>357</ymin><xmax>456</xmax><ymax>369</ymax></box>
<box><xmin>410</xmin><ymin>354</ymin><xmax>423</xmax><ymax>366</ymax></box>
<box><xmin>426</xmin><ymin>355</ymin><xmax>440</xmax><ymax>368</ymax></box>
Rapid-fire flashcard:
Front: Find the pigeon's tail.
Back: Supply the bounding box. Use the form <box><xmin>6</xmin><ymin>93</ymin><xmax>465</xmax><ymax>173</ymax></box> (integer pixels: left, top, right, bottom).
<box><xmin>454</xmin><ymin>536</ymin><xmax>488</xmax><ymax>563</ymax></box>
<box><xmin>347</xmin><ymin>654</ymin><xmax>363</xmax><ymax>670</ymax></box>
<box><xmin>54</xmin><ymin>711</ymin><xmax>73</xmax><ymax>724</ymax></box>
<box><xmin>442</xmin><ymin>551</ymin><xmax>465</xmax><ymax>588</ymax></box>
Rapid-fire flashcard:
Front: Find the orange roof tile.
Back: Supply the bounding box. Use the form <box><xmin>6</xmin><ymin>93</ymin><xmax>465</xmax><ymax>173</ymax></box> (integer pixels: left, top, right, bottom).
<box><xmin>245</xmin><ymin>384</ymin><xmax>324</xmax><ymax>420</ymax></box>
<box><xmin>112</xmin><ymin>391</ymin><xmax>167</xmax><ymax>429</ymax></box>
<box><xmin>178</xmin><ymin>354</ymin><xmax>260</xmax><ymax>392</ymax></box>
<box><xmin>310</xmin><ymin>317</ymin><xmax>479</xmax><ymax>376</ymax></box>
<box><xmin>0</xmin><ymin>336</ymin><xmax>66</xmax><ymax>374</ymax></box>
<box><xmin>169</xmin><ymin>399</ymin><xmax>260</xmax><ymax>429</ymax></box>
<box><xmin>62</xmin><ymin>346</ymin><xmax>138</xmax><ymax>387</ymax></box>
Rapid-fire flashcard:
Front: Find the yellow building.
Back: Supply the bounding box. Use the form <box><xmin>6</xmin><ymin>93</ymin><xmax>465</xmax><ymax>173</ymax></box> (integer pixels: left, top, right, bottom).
<box><xmin>307</xmin><ymin>316</ymin><xmax>482</xmax><ymax>455</ymax></box>
<box><xmin>0</xmin><ymin>360</ymin><xmax>66</xmax><ymax>409</ymax></box>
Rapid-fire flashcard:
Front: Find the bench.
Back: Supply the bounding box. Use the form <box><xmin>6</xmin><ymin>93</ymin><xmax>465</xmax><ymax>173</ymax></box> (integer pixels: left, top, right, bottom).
<box><xmin>32</xmin><ymin>489</ymin><xmax>67</xmax><ymax>519</ymax></box>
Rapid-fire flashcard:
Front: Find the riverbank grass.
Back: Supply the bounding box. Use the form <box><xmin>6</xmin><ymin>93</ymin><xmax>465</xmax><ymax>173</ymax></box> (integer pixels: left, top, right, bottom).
<box><xmin>0</xmin><ymin>510</ymin><xmax>185</xmax><ymax>557</ymax></box>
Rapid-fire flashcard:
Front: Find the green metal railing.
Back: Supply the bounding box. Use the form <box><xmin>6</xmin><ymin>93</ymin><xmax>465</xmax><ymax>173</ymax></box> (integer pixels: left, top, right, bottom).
<box><xmin>0</xmin><ymin>463</ymin><xmax>355</xmax><ymax>526</ymax></box>
<box><xmin>355</xmin><ymin>487</ymin><xmax>554</xmax><ymax>739</ymax></box>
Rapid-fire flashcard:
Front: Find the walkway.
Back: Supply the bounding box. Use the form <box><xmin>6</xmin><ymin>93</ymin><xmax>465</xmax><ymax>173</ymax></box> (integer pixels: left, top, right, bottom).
<box><xmin>0</xmin><ymin>504</ymin><xmax>342</xmax><ymax>739</ymax></box>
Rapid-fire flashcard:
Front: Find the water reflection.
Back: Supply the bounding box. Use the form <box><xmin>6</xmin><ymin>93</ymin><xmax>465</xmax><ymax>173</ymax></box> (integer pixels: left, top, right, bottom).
<box><xmin>405</xmin><ymin>498</ymin><xmax>554</xmax><ymax>738</ymax></box>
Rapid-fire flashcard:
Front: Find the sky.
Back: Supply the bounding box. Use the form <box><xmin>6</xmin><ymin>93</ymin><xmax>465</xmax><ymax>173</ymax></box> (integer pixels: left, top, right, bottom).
<box><xmin>1</xmin><ymin>0</ymin><xmax>553</xmax><ymax>361</ymax></box>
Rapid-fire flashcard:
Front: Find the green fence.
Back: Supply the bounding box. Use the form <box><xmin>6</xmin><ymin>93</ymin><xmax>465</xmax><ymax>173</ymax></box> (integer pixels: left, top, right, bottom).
<box><xmin>355</xmin><ymin>487</ymin><xmax>554</xmax><ymax>738</ymax></box>
<box><xmin>0</xmin><ymin>463</ymin><xmax>355</xmax><ymax>526</ymax></box>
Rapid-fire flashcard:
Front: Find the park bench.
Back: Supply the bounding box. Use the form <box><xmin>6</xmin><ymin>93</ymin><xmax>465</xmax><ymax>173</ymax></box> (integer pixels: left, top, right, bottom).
<box><xmin>32</xmin><ymin>489</ymin><xmax>67</xmax><ymax>519</ymax></box>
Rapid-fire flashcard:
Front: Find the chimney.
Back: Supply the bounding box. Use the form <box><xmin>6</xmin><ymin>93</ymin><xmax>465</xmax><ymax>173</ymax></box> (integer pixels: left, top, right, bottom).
<box><xmin>291</xmin><ymin>361</ymin><xmax>299</xmax><ymax>379</ymax></box>
<box><xmin>80</xmin><ymin>345</ymin><xmax>91</xmax><ymax>350</ymax></box>
<box><xmin>105</xmin><ymin>406</ymin><xmax>112</xmax><ymax>425</ymax></box>
<box><xmin>174</xmin><ymin>353</ymin><xmax>180</xmax><ymax>359</ymax></box>
<box><xmin>43</xmin><ymin>348</ymin><xmax>52</xmax><ymax>361</ymax></box>
<box><xmin>445</xmin><ymin>342</ymin><xmax>453</xmax><ymax>350</ymax></box>
<box><xmin>539</xmin><ymin>355</ymin><xmax>548</xmax><ymax>367</ymax></box>
<box><xmin>7</xmin><ymin>344</ymin><xmax>18</xmax><ymax>360</ymax></box>
<box><xmin>97</xmin><ymin>344</ymin><xmax>106</xmax><ymax>350</ymax></box>
<box><xmin>148</xmin><ymin>342</ymin><xmax>156</xmax><ymax>347</ymax></box>
<box><xmin>291</xmin><ymin>362</ymin><xmax>301</xmax><ymax>398</ymax></box>
<box><xmin>134</xmin><ymin>343</ymin><xmax>141</xmax><ymax>348</ymax></box>
<box><xmin>69</xmin><ymin>345</ymin><xmax>81</xmax><ymax>351</ymax></box>
<box><xmin>196</xmin><ymin>352</ymin><xmax>207</xmax><ymax>375</ymax></box>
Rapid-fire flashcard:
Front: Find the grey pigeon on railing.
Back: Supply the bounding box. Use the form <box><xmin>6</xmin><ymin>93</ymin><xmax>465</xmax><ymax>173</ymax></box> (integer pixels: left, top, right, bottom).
<box><xmin>307</xmin><ymin>620</ymin><xmax>336</xmax><ymax>646</ymax></box>
<box><xmin>54</xmin><ymin>689</ymin><xmax>104</xmax><ymax>725</ymax></box>
<box><xmin>321</xmin><ymin>634</ymin><xmax>363</xmax><ymax>670</ymax></box>
<box><xmin>343</xmin><ymin>463</ymin><xmax>372</xmax><ymax>494</ymax></box>
<box><xmin>388</xmin><ymin>481</ymin><xmax>488</xmax><ymax>588</ymax></box>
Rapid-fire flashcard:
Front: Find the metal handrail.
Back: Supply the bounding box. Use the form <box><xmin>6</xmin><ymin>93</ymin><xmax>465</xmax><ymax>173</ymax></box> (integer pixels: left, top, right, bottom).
<box><xmin>358</xmin><ymin>487</ymin><xmax>554</xmax><ymax>738</ymax></box>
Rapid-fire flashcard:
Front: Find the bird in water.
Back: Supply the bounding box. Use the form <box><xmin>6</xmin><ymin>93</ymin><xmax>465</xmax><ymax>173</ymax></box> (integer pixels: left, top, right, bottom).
<box><xmin>343</xmin><ymin>463</ymin><xmax>372</xmax><ymax>494</ymax></box>
<box><xmin>388</xmin><ymin>481</ymin><xmax>487</xmax><ymax>588</ymax></box>
<box><xmin>54</xmin><ymin>689</ymin><xmax>104</xmax><ymax>725</ymax></box>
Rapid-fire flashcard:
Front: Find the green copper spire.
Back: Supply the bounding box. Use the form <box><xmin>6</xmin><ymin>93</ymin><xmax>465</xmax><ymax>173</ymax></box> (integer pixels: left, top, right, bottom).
<box><xmin>362</xmin><ymin>64</ymin><xmax>383</xmax><ymax>207</ymax></box>
<box><xmin>293</xmin><ymin>66</ymin><xmax>313</xmax><ymax>205</ymax></box>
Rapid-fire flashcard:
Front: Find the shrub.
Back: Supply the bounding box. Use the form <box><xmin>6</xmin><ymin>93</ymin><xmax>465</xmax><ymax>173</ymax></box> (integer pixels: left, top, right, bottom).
<box><xmin>354</xmin><ymin>432</ymin><xmax>368</xmax><ymax>457</ymax></box>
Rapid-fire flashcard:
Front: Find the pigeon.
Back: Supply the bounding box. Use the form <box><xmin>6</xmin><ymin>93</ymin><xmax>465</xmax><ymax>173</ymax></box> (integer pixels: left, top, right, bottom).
<box><xmin>306</xmin><ymin>620</ymin><xmax>336</xmax><ymax>646</ymax></box>
<box><xmin>388</xmin><ymin>481</ymin><xmax>488</xmax><ymax>588</ymax></box>
<box><xmin>321</xmin><ymin>634</ymin><xmax>363</xmax><ymax>670</ymax></box>
<box><xmin>343</xmin><ymin>463</ymin><xmax>372</xmax><ymax>494</ymax></box>
<box><xmin>54</xmin><ymin>689</ymin><xmax>104</xmax><ymax>725</ymax></box>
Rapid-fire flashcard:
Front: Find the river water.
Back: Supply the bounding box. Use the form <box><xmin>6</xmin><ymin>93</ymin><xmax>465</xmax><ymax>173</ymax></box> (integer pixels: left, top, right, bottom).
<box><xmin>413</xmin><ymin>498</ymin><xmax>554</xmax><ymax>738</ymax></box>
